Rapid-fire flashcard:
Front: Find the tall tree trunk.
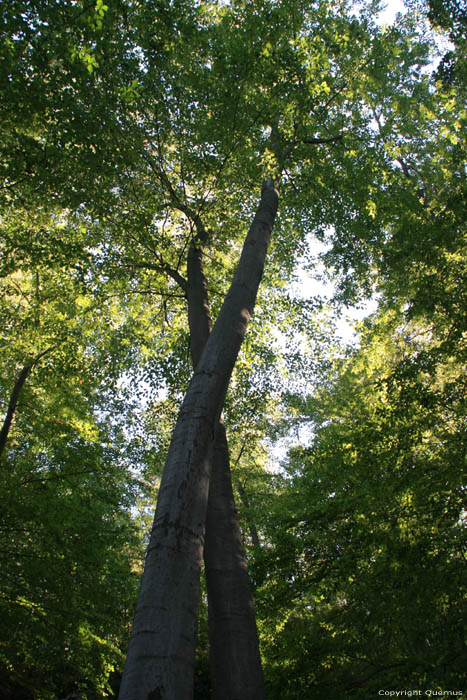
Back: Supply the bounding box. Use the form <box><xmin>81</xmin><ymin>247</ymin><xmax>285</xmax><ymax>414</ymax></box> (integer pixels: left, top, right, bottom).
<box><xmin>118</xmin><ymin>178</ymin><xmax>278</xmax><ymax>700</ymax></box>
<box><xmin>186</xmin><ymin>235</ymin><xmax>265</xmax><ymax>699</ymax></box>
<box><xmin>204</xmin><ymin>423</ymin><xmax>265</xmax><ymax>700</ymax></box>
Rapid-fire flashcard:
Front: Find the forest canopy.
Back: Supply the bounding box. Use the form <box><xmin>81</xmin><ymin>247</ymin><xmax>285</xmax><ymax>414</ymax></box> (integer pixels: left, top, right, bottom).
<box><xmin>1</xmin><ymin>0</ymin><xmax>465</xmax><ymax>698</ymax></box>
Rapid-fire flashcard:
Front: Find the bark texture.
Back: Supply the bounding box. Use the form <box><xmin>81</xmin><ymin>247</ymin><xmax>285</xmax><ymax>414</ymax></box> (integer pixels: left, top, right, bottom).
<box><xmin>185</xmin><ymin>231</ymin><xmax>265</xmax><ymax>700</ymax></box>
<box><xmin>118</xmin><ymin>179</ymin><xmax>278</xmax><ymax>700</ymax></box>
<box><xmin>204</xmin><ymin>422</ymin><xmax>265</xmax><ymax>700</ymax></box>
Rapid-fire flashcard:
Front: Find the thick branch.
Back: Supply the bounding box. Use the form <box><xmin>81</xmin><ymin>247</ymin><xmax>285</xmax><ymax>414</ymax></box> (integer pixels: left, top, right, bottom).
<box><xmin>0</xmin><ymin>364</ymin><xmax>31</xmax><ymax>459</ymax></box>
<box><xmin>186</xmin><ymin>242</ymin><xmax>212</xmax><ymax>367</ymax></box>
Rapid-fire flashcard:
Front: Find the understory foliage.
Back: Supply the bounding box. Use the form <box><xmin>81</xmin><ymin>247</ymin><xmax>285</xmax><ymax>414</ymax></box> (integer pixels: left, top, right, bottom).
<box><xmin>1</xmin><ymin>0</ymin><xmax>465</xmax><ymax>697</ymax></box>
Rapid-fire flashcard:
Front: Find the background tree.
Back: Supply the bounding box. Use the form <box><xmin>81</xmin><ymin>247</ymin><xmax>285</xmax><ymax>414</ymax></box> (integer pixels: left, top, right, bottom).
<box><xmin>239</xmin><ymin>6</ymin><xmax>467</xmax><ymax>695</ymax></box>
<box><xmin>253</xmin><ymin>307</ymin><xmax>466</xmax><ymax>697</ymax></box>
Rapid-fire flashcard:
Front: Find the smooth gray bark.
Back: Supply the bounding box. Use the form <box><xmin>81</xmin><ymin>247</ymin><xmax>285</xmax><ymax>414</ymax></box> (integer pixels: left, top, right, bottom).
<box><xmin>118</xmin><ymin>178</ymin><xmax>278</xmax><ymax>700</ymax></box>
<box><xmin>204</xmin><ymin>423</ymin><xmax>265</xmax><ymax>700</ymax></box>
<box><xmin>185</xmin><ymin>233</ymin><xmax>265</xmax><ymax>700</ymax></box>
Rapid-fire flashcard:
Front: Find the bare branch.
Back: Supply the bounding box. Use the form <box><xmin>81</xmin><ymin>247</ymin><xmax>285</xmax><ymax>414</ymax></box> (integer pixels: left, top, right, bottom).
<box><xmin>302</xmin><ymin>133</ymin><xmax>344</xmax><ymax>145</ymax></box>
<box><xmin>125</xmin><ymin>260</ymin><xmax>188</xmax><ymax>293</ymax></box>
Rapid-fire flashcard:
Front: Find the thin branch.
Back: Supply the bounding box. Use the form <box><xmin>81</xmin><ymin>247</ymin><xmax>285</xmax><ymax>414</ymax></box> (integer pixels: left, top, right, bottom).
<box><xmin>371</xmin><ymin>107</ymin><xmax>413</xmax><ymax>180</ymax></box>
<box><xmin>101</xmin><ymin>289</ymin><xmax>186</xmax><ymax>300</ymax></box>
<box><xmin>124</xmin><ymin>260</ymin><xmax>188</xmax><ymax>293</ymax></box>
<box><xmin>283</xmin><ymin>167</ymin><xmax>300</xmax><ymax>191</ymax></box>
<box><xmin>302</xmin><ymin>133</ymin><xmax>344</xmax><ymax>146</ymax></box>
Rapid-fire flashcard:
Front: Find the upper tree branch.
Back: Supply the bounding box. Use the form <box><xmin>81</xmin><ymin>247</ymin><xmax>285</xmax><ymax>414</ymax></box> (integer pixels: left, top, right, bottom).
<box><xmin>301</xmin><ymin>133</ymin><xmax>344</xmax><ymax>146</ymax></box>
<box><xmin>124</xmin><ymin>260</ymin><xmax>188</xmax><ymax>294</ymax></box>
<box><xmin>371</xmin><ymin>107</ymin><xmax>413</xmax><ymax>180</ymax></box>
<box><xmin>141</xmin><ymin>149</ymin><xmax>213</xmax><ymax>249</ymax></box>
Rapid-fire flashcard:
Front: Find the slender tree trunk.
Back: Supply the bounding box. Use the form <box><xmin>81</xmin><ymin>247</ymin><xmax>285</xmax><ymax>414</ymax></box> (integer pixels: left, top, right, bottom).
<box><xmin>186</xmin><ymin>242</ymin><xmax>212</xmax><ymax>365</ymax></box>
<box><xmin>118</xmin><ymin>178</ymin><xmax>278</xmax><ymax>700</ymax></box>
<box><xmin>0</xmin><ymin>348</ymin><xmax>53</xmax><ymax>460</ymax></box>
<box><xmin>186</xmin><ymin>234</ymin><xmax>265</xmax><ymax>699</ymax></box>
<box><xmin>236</xmin><ymin>476</ymin><xmax>261</xmax><ymax>549</ymax></box>
<box><xmin>0</xmin><ymin>364</ymin><xmax>32</xmax><ymax>459</ymax></box>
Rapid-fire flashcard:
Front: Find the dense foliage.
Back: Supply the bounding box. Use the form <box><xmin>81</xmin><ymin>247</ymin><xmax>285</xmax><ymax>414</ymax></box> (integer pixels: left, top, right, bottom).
<box><xmin>253</xmin><ymin>309</ymin><xmax>466</xmax><ymax>697</ymax></box>
<box><xmin>1</xmin><ymin>0</ymin><xmax>465</xmax><ymax>697</ymax></box>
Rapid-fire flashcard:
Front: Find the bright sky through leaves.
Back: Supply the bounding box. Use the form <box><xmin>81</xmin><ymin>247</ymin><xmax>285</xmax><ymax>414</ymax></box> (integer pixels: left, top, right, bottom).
<box><xmin>377</xmin><ymin>0</ymin><xmax>407</xmax><ymax>24</ymax></box>
<box><xmin>297</xmin><ymin>0</ymin><xmax>407</xmax><ymax>343</ymax></box>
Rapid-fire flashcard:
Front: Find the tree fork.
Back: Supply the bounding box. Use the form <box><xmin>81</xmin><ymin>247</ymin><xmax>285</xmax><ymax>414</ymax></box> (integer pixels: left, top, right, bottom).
<box><xmin>186</xmin><ymin>226</ymin><xmax>265</xmax><ymax>699</ymax></box>
<box><xmin>118</xmin><ymin>178</ymin><xmax>278</xmax><ymax>700</ymax></box>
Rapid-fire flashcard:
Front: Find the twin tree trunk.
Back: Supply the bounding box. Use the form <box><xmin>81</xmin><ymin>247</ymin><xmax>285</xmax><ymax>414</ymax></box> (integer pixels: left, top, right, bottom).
<box><xmin>118</xmin><ymin>179</ymin><xmax>278</xmax><ymax>700</ymax></box>
<box><xmin>186</xmin><ymin>225</ymin><xmax>265</xmax><ymax>699</ymax></box>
